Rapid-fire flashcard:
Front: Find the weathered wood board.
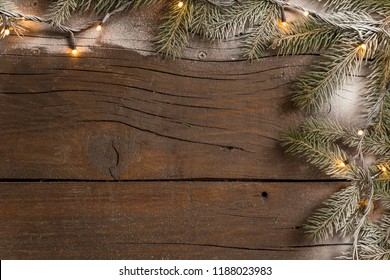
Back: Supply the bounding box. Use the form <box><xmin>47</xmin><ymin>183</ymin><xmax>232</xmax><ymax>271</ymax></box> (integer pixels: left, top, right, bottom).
<box><xmin>0</xmin><ymin>0</ymin><xmax>361</xmax><ymax>259</ymax></box>
<box><xmin>0</xmin><ymin>182</ymin><xmax>350</xmax><ymax>259</ymax></box>
<box><xmin>0</xmin><ymin>48</ymin><xmax>322</xmax><ymax>180</ymax></box>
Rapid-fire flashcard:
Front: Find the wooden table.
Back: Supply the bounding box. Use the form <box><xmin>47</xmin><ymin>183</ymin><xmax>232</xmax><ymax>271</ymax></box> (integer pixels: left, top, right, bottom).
<box><xmin>0</xmin><ymin>0</ymin><xmax>356</xmax><ymax>259</ymax></box>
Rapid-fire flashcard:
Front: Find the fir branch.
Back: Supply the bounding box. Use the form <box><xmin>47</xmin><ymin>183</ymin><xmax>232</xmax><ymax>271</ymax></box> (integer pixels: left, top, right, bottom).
<box><xmin>351</xmin><ymin>216</ymin><xmax>390</xmax><ymax>260</ymax></box>
<box><xmin>374</xmin><ymin>181</ymin><xmax>390</xmax><ymax>208</ymax></box>
<box><xmin>155</xmin><ymin>0</ymin><xmax>194</xmax><ymax>57</ymax></box>
<box><xmin>190</xmin><ymin>1</ymin><xmax>222</xmax><ymax>38</ymax></box>
<box><xmin>305</xmin><ymin>185</ymin><xmax>361</xmax><ymax>241</ymax></box>
<box><xmin>282</xmin><ymin>129</ymin><xmax>354</xmax><ymax>179</ymax></box>
<box><xmin>244</xmin><ymin>6</ymin><xmax>279</xmax><ymax>60</ymax></box>
<box><xmin>325</xmin><ymin>0</ymin><xmax>390</xmax><ymax>17</ymax></box>
<box><xmin>209</xmin><ymin>0</ymin><xmax>272</xmax><ymax>40</ymax></box>
<box><xmin>276</xmin><ymin>20</ymin><xmax>340</xmax><ymax>55</ymax></box>
<box><xmin>298</xmin><ymin>117</ymin><xmax>345</xmax><ymax>143</ymax></box>
<box><xmin>345</xmin><ymin>130</ymin><xmax>390</xmax><ymax>160</ymax></box>
<box><xmin>364</xmin><ymin>45</ymin><xmax>390</xmax><ymax>132</ymax></box>
<box><xmin>48</xmin><ymin>0</ymin><xmax>77</xmax><ymax>26</ymax></box>
<box><xmin>292</xmin><ymin>36</ymin><xmax>365</xmax><ymax>111</ymax></box>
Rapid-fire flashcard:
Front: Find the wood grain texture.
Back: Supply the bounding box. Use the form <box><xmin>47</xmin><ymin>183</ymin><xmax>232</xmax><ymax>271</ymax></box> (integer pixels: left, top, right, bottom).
<box><xmin>0</xmin><ymin>47</ymin><xmax>324</xmax><ymax>180</ymax></box>
<box><xmin>0</xmin><ymin>0</ymin><xmax>361</xmax><ymax>259</ymax></box>
<box><xmin>0</xmin><ymin>181</ymin><xmax>350</xmax><ymax>259</ymax></box>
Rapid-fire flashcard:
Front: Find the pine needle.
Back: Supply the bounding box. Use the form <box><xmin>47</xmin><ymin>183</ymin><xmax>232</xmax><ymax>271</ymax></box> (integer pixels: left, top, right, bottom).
<box><xmin>305</xmin><ymin>185</ymin><xmax>361</xmax><ymax>241</ymax></box>
<box><xmin>155</xmin><ymin>0</ymin><xmax>194</xmax><ymax>57</ymax></box>
<box><xmin>292</xmin><ymin>36</ymin><xmax>365</xmax><ymax>111</ymax></box>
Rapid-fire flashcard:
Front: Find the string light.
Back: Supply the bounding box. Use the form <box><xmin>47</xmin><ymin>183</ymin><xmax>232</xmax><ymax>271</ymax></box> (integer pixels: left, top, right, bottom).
<box><xmin>338</xmin><ymin>161</ymin><xmax>346</xmax><ymax>168</ymax></box>
<box><xmin>372</xmin><ymin>165</ymin><xmax>387</xmax><ymax>179</ymax></box>
<box><xmin>278</xmin><ymin>6</ymin><xmax>288</xmax><ymax>29</ymax></box>
<box><xmin>71</xmin><ymin>47</ymin><xmax>78</xmax><ymax>55</ymax></box>
<box><xmin>358</xmin><ymin>42</ymin><xmax>367</xmax><ymax>59</ymax></box>
<box><xmin>4</xmin><ymin>28</ymin><xmax>10</xmax><ymax>36</ymax></box>
<box><xmin>303</xmin><ymin>11</ymin><xmax>310</xmax><ymax>17</ymax></box>
<box><xmin>96</xmin><ymin>24</ymin><xmax>102</xmax><ymax>31</ymax></box>
<box><xmin>177</xmin><ymin>1</ymin><xmax>184</xmax><ymax>8</ymax></box>
<box><xmin>357</xmin><ymin>129</ymin><xmax>364</xmax><ymax>136</ymax></box>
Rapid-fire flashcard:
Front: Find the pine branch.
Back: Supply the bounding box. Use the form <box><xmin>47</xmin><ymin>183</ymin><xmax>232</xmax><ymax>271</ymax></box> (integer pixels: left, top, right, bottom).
<box><xmin>345</xmin><ymin>130</ymin><xmax>390</xmax><ymax>161</ymax></box>
<box><xmin>325</xmin><ymin>0</ymin><xmax>390</xmax><ymax>17</ymax></box>
<box><xmin>190</xmin><ymin>1</ymin><xmax>222</xmax><ymax>38</ymax></box>
<box><xmin>209</xmin><ymin>0</ymin><xmax>272</xmax><ymax>40</ymax></box>
<box><xmin>298</xmin><ymin>117</ymin><xmax>345</xmax><ymax>143</ymax></box>
<box><xmin>374</xmin><ymin>181</ymin><xmax>390</xmax><ymax>208</ymax></box>
<box><xmin>155</xmin><ymin>0</ymin><xmax>194</xmax><ymax>57</ymax></box>
<box><xmin>48</xmin><ymin>0</ymin><xmax>77</xmax><ymax>26</ymax></box>
<box><xmin>244</xmin><ymin>6</ymin><xmax>279</xmax><ymax>59</ymax></box>
<box><xmin>352</xmin><ymin>216</ymin><xmax>390</xmax><ymax>260</ymax></box>
<box><xmin>292</xmin><ymin>36</ymin><xmax>365</xmax><ymax>111</ymax></box>
<box><xmin>305</xmin><ymin>185</ymin><xmax>361</xmax><ymax>241</ymax></box>
<box><xmin>275</xmin><ymin>13</ymin><xmax>360</xmax><ymax>56</ymax></box>
<box><xmin>282</xmin><ymin>128</ymin><xmax>355</xmax><ymax>179</ymax></box>
<box><xmin>364</xmin><ymin>46</ymin><xmax>390</xmax><ymax>132</ymax></box>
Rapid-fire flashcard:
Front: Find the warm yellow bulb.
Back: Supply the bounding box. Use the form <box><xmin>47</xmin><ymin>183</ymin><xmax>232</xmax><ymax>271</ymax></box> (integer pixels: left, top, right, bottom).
<box><xmin>4</xmin><ymin>28</ymin><xmax>10</xmax><ymax>36</ymax></box>
<box><xmin>360</xmin><ymin>43</ymin><xmax>367</xmax><ymax>50</ymax></box>
<box><xmin>381</xmin><ymin>166</ymin><xmax>387</xmax><ymax>172</ymax></box>
<box><xmin>339</xmin><ymin>162</ymin><xmax>346</xmax><ymax>168</ymax></box>
<box><xmin>71</xmin><ymin>48</ymin><xmax>78</xmax><ymax>55</ymax></box>
<box><xmin>177</xmin><ymin>1</ymin><xmax>184</xmax><ymax>8</ymax></box>
<box><xmin>357</xmin><ymin>129</ymin><xmax>364</xmax><ymax>136</ymax></box>
<box><xmin>96</xmin><ymin>24</ymin><xmax>102</xmax><ymax>31</ymax></box>
<box><xmin>303</xmin><ymin>11</ymin><xmax>310</xmax><ymax>17</ymax></box>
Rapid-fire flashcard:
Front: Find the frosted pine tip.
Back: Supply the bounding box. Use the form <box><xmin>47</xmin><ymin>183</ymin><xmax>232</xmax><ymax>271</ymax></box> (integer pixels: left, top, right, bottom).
<box><xmin>4</xmin><ymin>28</ymin><xmax>10</xmax><ymax>36</ymax></box>
<box><xmin>303</xmin><ymin>11</ymin><xmax>310</xmax><ymax>17</ymax></box>
<box><xmin>177</xmin><ymin>1</ymin><xmax>184</xmax><ymax>8</ymax></box>
<box><xmin>96</xmin><ymin>24</ymin><xmax>102</xmax><ymax>31</ymax></box>
<box><xmin>357</xmin><ymin>129</ymin><xmax>364</xmax><ymax>136</ymax></box>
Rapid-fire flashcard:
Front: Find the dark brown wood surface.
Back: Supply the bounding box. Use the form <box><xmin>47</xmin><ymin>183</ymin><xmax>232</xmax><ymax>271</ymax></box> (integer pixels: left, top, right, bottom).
<box><xmin>0</xmin><ymin>0</ymin><xmax>358</xmax><ymax>259</ymax></box>
<box><xmin>0</xmin><ymin>181</ymin><xmax>350</xmax><ymax>259</ymax></box>
<box><xmin>0</xmin><ymin>48</ymin><xmax>322</xmax><ymax>180</ymax></box>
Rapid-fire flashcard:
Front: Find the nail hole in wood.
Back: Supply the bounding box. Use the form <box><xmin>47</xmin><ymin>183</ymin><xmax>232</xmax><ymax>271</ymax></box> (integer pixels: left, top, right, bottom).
<box><xmin>197</xmin><ymin>51</ymin><xmax>207</xmax><ymax>60</ymax></box>
<box><xmin>261</xmin><ymin>191</ymin><xmax>268</xmax><ymax>198</ymax></box>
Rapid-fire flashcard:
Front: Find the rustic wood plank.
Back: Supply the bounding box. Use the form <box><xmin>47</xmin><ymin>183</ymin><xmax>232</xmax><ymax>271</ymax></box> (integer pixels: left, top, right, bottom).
<box><xmin>0</xmin><ymin>47</ymin><xmax>329</xmax><ymax>180</ymax></box>
<box><xmin>0</xmin><ymin>181</ymin><xmax>350</xmax><ymax>259</ymax></box>
<box><xmin>0</xmin><ymin>0</ymin><xmax>363</xmax><ymax>180</ymax></box>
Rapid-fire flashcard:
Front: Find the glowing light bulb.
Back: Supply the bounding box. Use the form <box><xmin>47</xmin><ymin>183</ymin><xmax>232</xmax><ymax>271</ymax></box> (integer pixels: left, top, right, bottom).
<box><xmin>71</xmin><ymin>48</ymin><xmax>78</xmax><ymax>55</ymax></box>
<box><xmin>4</xmin><ymin>28</ymin><xmax>10</xmax><ymax>36</ymax></box>
<box><xmin>96</xmin><ymin>24</ymin><xmax>102</xmax><ymax>31</ymax></box>
<box><xmin>381</xmin><ymin>166</ymin><xmax>387</xmax><ymax>172</ymax></box>
<box><xmin>360</xmin><ymin>43</ymin><xmax>367</xmax><ymax>50</ymax></box>
<box><xmin>303</xmin><ymin>11</ymin><xmax>310</xmax><ymax>17</ymax></box>
<box><xmin>177</xmin><ymin>1</ymin><xmax>184</xmax><ymax>8</ymax></box>
<box><xmin>339</xmin><ymin>161</ymin><xmax>346</xmax><ymax>168</ymax></box>
<box><xmin>357</xmin><ymin>129</ymin><xmax>364</xmax><ymax>136</ymax></box>
<box><xmin>278</xmin><ymin>19</ymin><xmax>288</xmax><ymax>29</ymax></box>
